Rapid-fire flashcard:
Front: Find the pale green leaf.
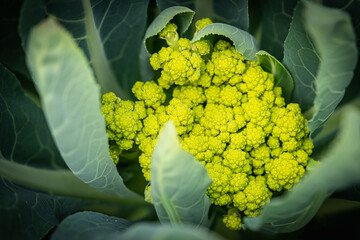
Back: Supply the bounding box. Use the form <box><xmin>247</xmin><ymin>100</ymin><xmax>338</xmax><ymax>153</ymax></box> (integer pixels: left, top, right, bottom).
<box><xmin>256</xmin><ymin>50</ymin><xmax>294</xmax><ymax>103</ymax></box>
<box><xmin>54</xmin><ymin>215</ymin><xmax>225</xmax><ymax>240</ymax></box>
<box><xmin>151</xmin><ymin>121</ymin><xmax>212</xmax><ymax>226</ymax></box>
<box><xmin>244</xmin><ymin>106</ymin><xmax>360</xmax><ymax>233</ymax></box>
<box><xmin>282</xmin><ymin>1</ymin><xmax>320</xmax><ymax>110</ymax></box>
<box><xmin>304</xmin><ymin>1</ymin><xmax>358</xmax><ymax>139</ymax></box>
<box><xmin>26</xmin><ymin>18</ymin><xmax>139</xmax><ymax>199</ymax></box>
<box><xmin>52</xmin><ymin>211</ymin><xmax>130</xmax><ymax>240</ymax></box>
<box><xmin>144</xmin><ymin>6</ymin><xmax>195</xmax><ymax>54</ymax></box>
<box><xmin>0</xmin><ymin>158</ymin><xmax>130</xmax><ymax>202</ymax></box>
<box><xmin>191</xmin><ymin>23</ymin><xmax>258</xmax><ymax>61</ymax></box>
<box><xmin>118</xmin><ymin>222</ymin><xmax>225</xmax><ymax>240</ymax></box>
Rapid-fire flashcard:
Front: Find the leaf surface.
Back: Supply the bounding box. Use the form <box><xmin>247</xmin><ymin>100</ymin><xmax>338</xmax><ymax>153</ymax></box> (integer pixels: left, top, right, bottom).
<box><xmin>156</xmin><ymin>0</ymin><xmax>249</xmax><ymax>31</ymax></box>
<box><xmin>256</xmin><ymin>50</ymin><xmax>294</xmax><ymax>103</ymax></box>
<box><xmin>143</xmin><ymin>5</ymin><xmax>195</xmax><ymax>54</ymax></box>
<box><xmin>118</xmin><ymin>222</ymin><xmax>225</xmax><ymax>240</ymax></box>
<box><xmin>304</xmin><ymin>1</ymin><xmax>358</xmax><ymax>139</ymax></box>
<box><xmin>26</xmin><ymin>18</ymin><xmax>139</xmax><ymax>199</ymax></box>
<box><xmin>52</xmin><ymin>211</ymin><xmax>130</xmax><ymax>240</ymax></box>
<box><xmin>192</xmin><ymin>23</ymin><xmax>258</xmax><ymax>61</ymax></box>
<box><xmin>151</xmin><ymin>121</ymin><xmax>212</xmax><ymax>226</ymax></box>
<box><xmin>259</xmin><ymin>0</ymin><xmax>297</xmax><ymax>60</ymax></box>
<box><xmin>0</xmin><ymin>177</ymin><xmax>85</xmax><ymax>240</ymax></box>
<box><xmin>20</xmin><ymin>0</ymin><xmax>149</xmax><ymax>99</ymax></box>
<box><xmin>0</xmin><ymin>64</ymin><xmax>65</xmax><ymax>169</ymax></box>
<box><xmin>282</xmin><ymin>2</ymin><xmax>320</xmax><ymax>111</ymax></box>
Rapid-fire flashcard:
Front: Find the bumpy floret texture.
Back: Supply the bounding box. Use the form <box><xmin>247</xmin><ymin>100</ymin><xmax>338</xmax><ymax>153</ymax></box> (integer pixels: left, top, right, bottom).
<box><xmin>101</xmin><ymin>20</ymin><xmax>314</xmax><ymax>230</ymax></box>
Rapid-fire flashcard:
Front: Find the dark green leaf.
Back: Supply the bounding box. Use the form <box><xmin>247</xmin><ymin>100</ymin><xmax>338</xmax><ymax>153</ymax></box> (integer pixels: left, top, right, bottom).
<box><xmin>52</xmin><ymin>211</ymin><xmax>131</xmax><ymax>240</ymax></box>
<box><xmin>211</xmin><ymin>0</ymin><xmax>248</xmax><ymax>31</ymax></box>
<box><xmin>192</xmin><ymin>23</ymin><xmax>258</xmax><ymax>61</ymax></box>
<box><xmin>156</xmin><ymin>0</ymin><xmax>195</xmax><ymax>10</ymax></box>
<box><xmin>0</xmin><ymin>177</ymin><xmax>85</xmax><ymax>240</ymax></box>
<box><xmin>0</xmin><ymin>64</ymin><xmax>65</xmax><ymax>169</ymax></box>
<box><xmin>304</xmin><ymin>1</ymin><xmax>358</xmax><ymax>139</ymax></box>
<box><xmin>118</xmin><ymin>222</ymin><xmax>225</xmax><ymax>240</ymax></box>
<box><xmin>283</xmin><ymin>1</ymin><xmax>320</xmax><ymax>111</ymax></box>
<box><xmin>157</xmin><ymin>0</ymin><xmax>249</xmax><ymax>31</ymax></box>
<box><xmin>151</xmin><ymin>121</ymin><xmax>212</xmax><ymax>226</ymax></box>
<box><xmin>244</xmin><ymin>106</ymin><xmax>360</xmax><ymax>233</ymax></box>
<box><xmin>256</xmin><ymin>50</ymin><xmax>294</xmax><ymax>103</ymax></box>
<box><xmin>259</xmin><ymin>0</ymin><xmax>298</xmax><ymax>60</ymax></box>
<box><xmin>20</xmin><ymin>0</ymin><xmax>149</xmax><ymax>99</ymax></box>
<box><xmin>0</xmin><ymin>0</ymin><xmax>30</xmax><ymax>77</ymax></box>
<box><xmin>26</xmin><ymin>18</ymin><xmax>139</xmax><ymax>199</ymax></box>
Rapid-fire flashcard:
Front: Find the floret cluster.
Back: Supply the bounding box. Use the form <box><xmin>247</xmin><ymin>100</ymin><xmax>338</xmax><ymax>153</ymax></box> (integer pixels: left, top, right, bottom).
<box><xmin>101</xmin><ymin>19</ymin><xmax>313</xmax><ymax>230</ymax></box>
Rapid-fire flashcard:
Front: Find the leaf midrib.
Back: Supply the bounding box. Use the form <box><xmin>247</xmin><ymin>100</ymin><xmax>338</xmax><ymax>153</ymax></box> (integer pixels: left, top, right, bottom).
<box><xmin>82</xmin><ymin>0</ymin><xmax>128</xmax><ymax>98</ymax></box>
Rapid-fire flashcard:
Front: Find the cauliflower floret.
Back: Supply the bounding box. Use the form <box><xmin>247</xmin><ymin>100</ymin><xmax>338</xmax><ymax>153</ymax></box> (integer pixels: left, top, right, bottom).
<box><xmin>233</xmin><ymin>176</ymin><xmax>272</xmax><ymax>216</ymax></box>
<box><xmin>166</xmin><ymin>98</ymin><xmax>194</xmax><ymax>135</ymax></box>
<box><xmin>101</xmin><ymin>92</ymin><xmax>142</xmax><ymax>161</ymax></box>
<box><xmin>209</xmin><ymin>41</ymin><xmax>246</xmax><ymax>85</ymax></box>
<box><xmin>265</xmin><ymin>152</ymin><xmax>306</xmax><ymax>191</ymax></box>
<box><xmin>172</xmin><ymin>85</ymin><xmax>206</xmax><ymax>107</ymax></box>
<box><xmin>132</xmin><ymin>81</ymin><xmax>166</xmax><ymax>108</ymax></box>
<box><xmin>223</xmin><ymin>208</ymin><xmax>242</xmax><ymax>230</ymax></box>
<box><xmin>194</xmin><ymin>18</ymin><xmax>213</xmax><ymax>34</ymax></box>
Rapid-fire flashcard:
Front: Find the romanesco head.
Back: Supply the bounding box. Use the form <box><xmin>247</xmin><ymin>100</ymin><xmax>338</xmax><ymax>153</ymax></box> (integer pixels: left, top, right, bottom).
<box><xmin>101</xmin><ymin>21</ymin><xmax>314</xmax><ymax>230</ymax></box>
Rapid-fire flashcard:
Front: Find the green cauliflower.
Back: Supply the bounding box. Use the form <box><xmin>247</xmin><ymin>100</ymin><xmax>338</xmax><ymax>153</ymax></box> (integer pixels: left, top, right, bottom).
<box><xmin>100</xmin><ymin>19</ymin><xmax>314</xmax><ymax>230</ymax></box>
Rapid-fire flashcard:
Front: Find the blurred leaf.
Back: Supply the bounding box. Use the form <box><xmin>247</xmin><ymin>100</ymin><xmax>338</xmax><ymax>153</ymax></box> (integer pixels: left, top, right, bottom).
<box><xmin>20</xmin><ymin>0</ymin><xmax>149</xmax><ymax>99</ymax></box>
<box><xmin>331</xmin><ymin>184</ymin><xmax>360</xmax><ymax>202</ymax></box>
<box><xmin>259</xmin><ymin>0</ymin><xmax>298</xmax><ymax>60</ymax></box>
<box><xmin>244</xmin><ymin>106</ymin><xmax>360</xmax><ymax>233</ymax></box>
<box><xmin>323</xmin><ymin>0</ymin><xmax>360</xmax><ymax>47</ymax></box>
<box><xmin>118</xmin><ymin>222</ymin><xmax>225</xmax><ymax>240</ymax></box>
<box><xmin>26</xmin><ymin>18</ymin><xmax>139</xmax><ymax>199</ymax></box>
<box><xmin>256</xmin><ymin>50</ymin><xmax>294</xmax><ymax>103</ymax></box>
<box><xmin>283</xmin><ymin>1</ymin><xmax>320</xmax><ymax>111</ymax></box>
<box><xmin>151</xmin><ymin>121</ymin><xmax>212</xmax><ymax>226</ymax></box>
<box><xmin>0</xmin><ymin>64</ymin><xmax>65</xmax><ymax>169</ymax></box>
<box><xmin>304</xmin><ymin>1</ymin><xmax>358</xmax><ymax>139</ymax></box>
<box><xmin>192</xmin><ymin>23</ymin><xmax>258</xmax><ymax>61</ymax></box>
<box><xmin>52</xmin><ymin>211</ymin><xmax>131</xmax><ymax>240</ymax></box>
<box><xmin>157</xmin><ymin>0</ymin><xmax>249</xmax><ymax>31</ymax></box>
<box><xmin>0</xmin><ymin>176</ymin><xmax>86</xmax><ymax>240</ymax></box>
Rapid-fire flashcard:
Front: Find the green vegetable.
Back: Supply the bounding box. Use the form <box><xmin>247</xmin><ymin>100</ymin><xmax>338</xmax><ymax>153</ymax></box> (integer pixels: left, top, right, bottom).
<box><xmin>101</xmin><ymin>18</ymin><xmax>314</xmax><ymax>230</ymax></box>
<box><xmin>0</xmin><ymin>1</ymin><xmax>359</xmax><ymax>239</ymax></box>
